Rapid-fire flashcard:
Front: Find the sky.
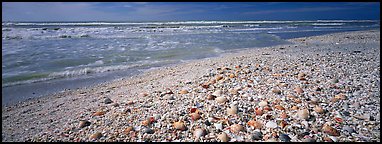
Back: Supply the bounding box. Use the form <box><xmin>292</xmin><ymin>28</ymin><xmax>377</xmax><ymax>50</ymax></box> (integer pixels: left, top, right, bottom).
<box><xmin>2</xmin><ymin>2</ymin><xmax>380</xmax><ymax>21</ymax></box>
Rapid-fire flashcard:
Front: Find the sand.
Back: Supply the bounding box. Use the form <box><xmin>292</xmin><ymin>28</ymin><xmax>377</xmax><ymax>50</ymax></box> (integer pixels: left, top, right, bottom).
<box><xmin>2</xmin><ymin>29</ymin><xmax>380</xmax><ymax>142</ymax></box>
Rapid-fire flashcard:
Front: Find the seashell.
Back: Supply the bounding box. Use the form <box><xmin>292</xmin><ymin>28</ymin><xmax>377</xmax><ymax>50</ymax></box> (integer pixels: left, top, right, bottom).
<box><xmin>323</xmin><ymin>137</ymin><xmax>333</xmax><ymax>142</ymax></box>
<box><xmin>334</xmin><ymin>117</ymin><xmax>343</xmax><ymax>123</ymax></box>
<box><xmin>212</xmin><ymin>90</ymin><xmax>222</xmax><ymax>97</ymax></box>
<box><xmin>207</xmin><ymin>95</ymin><xmax>216</xmax><ymax>100</ymax></box>
<box><xmin>235</xmin><ymin>65</ymin><xmax>241</xmax><ymax>69</ymax></box>
<box><xmin>227</xmin><ymin>106</ymin><xmax>238</xmax><ymax>115</ymax></box>
<box><xmin>298</xmin><ymin>109</ymin><xmax>310</xmax><ymax>120</ymax></box>
<box><xmin>216</xmin><ymin>96</ymin><xmax>228</xmax><ymax>103</ymax></box>
<box><xmin>229</xmin><ymin>88</ymin><xmax>238</xmax><ymax>95</ymax></box>
<box><xmin>294</xmin><ymin>99</ymin><xmax>302</xmax><ymax>103</ymax></box>
<box><xmin>294</xmin><ymin>87</ymin><xmax>304</xmax><ymax>94</ymax></box>
<box><xmin>280</xmin><ymin>121</ymin><xmax>288</xmax><ymax>128</ymax></box>
<box><xmin>193</xmin><ymin>128</ymin><xmax>206</xmax><ymax>138</ymax></box>
<box><xmin>190</xmin><ymin>108</ymin><xmax>199</xmax><ymax>113</ymax></box>
<box><xmin>214</xmin><ymin>123</ymin><xmax>223</xmax><ymax>130</ymax></box>
<box><xmin>230</xmin><ymin>124</ymin><xmax>244</xmax><ymax>133</ymax></box>
<box><xmin>310</xmin><ymin>97</ymin><xmax>319</xmax><ymax>104</ymax></box>
<box><xmin>90</xmin><ymin>132</ymin><xmax>102</xmax><ymax>139</ymax></box>
<box><xmin>127</xmin><ymin>100</ymin><xmax>135</xmax><ymax>105</ymax></box>
<box><xmin>334</xmin><ymin>93</ymin><xmax>346</xmax><ymax>100</ymax></box>
<box><xmin>111</xmin><ymin>103</ymin><xmax>119</xmax><ymax>107</ymax></box>
<box><xmin>179</xmin><ymin>89</ymin><xmax>189</xmax><ymax>94</ymax></box>
<box><xmin>314</xmin><ymin>106</ymin><xmax>324</xmax><ymax>114</ymax></box>
<box><xmin>279</xmin><ymin>83</ymin><xmax>288</xmax><ymax>87</ymax></box>
<box><xmin>255</xmin><ymin>108</ymin><xmax>263</xmax><ymax>116</ymax></box>
<box><xmin>331</xmin><ymin>97</ymin><xmax>339</xmax><ymax>103</ymax></box>
<box><xmin>201</xmin><ymin>83</ymin><xmax>209</xmax><ymax>89</ymax></box>
<box><xmin>139</xmin><ymin>92</ymin><xmax>149</xmax><ymax>97</ymax></box>
<box><xmin>275</xmin><ymin>105</ymin><xmax>285</xmax><ymax>110</ymax></box>
<box><xmin>78</xmin><ymin>120</ymin><xmax>91</xmax><ymax>128</ymax></box>
<box><xmin>259</xmin><ymin>101</ymin><xmax>268</xmax><ymax>107</ymax></box>
<box><xmin>272</xmin><ymin>88</ymin><xmax>281</xmax><ymax>94</ymax></box>
<box><xmin>322</xmin><ymin>124</ymin><xmax>340</xmax><ymax>136</ymax></box>
<box><xmin>291</xmin><ymin>106</ymin><xmax>299</xmax><ymax>110</ymax></box>
<box><xmin>92</xmin><ymin>111</ymin><xmax>106</xmax><ymax>116</ymax></box>
<box><xmin>173</xmin><ymin>121</ymin><xmax>186</xmax><ymax>131</ymax></box>
<box><xmin>263</xmin><ymin>106</ymin><xmax>272</xmax><ymax>111</ymax></box>
<box><xmin>298</xmin><ymin>73</ymin><xmax>306</xmax><ymax>79</ymax></box>
<box><xmin>229</xmin><ymin>73</ymin><xmax>235</xmax><ymax>78</ymax></box>
<box><xmin>247</xmin><ymin>120</ymin><xmax>262</xmax><ymax>129</ymax></box>
<box><xmin>280</xmin><ymin>112</ymin><xmax>288</xmax><ymax>119</ymax></box>
<box><xmin>190</xmin><ymin>113</ymin><xmax>201</xmax><ymax>121</ymax></box>
<box><xmin>165</xmin><ymin>88</ymin><xmax>174</xmax><ymax>94</ymax></box>
<box><xmin>265</xmin><ymin>121</ymin><xmax>277</xmax><ymax>129</ymax></box>
<box><xmin>141</xmin><ymin>119</ymin><xmax>151</xmax><ymax>126</ymax></box>
<box><xmin>124</xmin><ymin>126</ymin><xmax>134</xmax><ymax>134</ymax></box>
<box><xmin>217</xmin><ymin>132</ymin><xmax>230</xmax><ymax>142</ymax></box>
<box><xmin>216</xmin><ymin>75</ymin><xmax>224</xmax><ymax>81</ymax></box>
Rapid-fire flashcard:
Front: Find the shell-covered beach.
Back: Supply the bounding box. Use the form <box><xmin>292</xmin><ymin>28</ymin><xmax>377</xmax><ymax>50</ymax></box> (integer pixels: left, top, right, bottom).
<box><xmin>2</xmin><ymin>30</ymin><xmax>380</xmax><ymax>142</ymax></box>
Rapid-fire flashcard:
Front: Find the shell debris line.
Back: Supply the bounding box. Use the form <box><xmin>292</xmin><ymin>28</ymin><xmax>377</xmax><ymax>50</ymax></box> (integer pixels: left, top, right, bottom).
<box><xmin>1</xmin><ymin>30</ymin><xmax>380</xmax><ymax>142</ymax></box>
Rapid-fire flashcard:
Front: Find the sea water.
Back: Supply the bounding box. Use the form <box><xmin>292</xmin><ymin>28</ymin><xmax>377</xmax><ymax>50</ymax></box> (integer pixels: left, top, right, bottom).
<box><xmin>2</xmin><ymin>20</ymin><xmax>380</xmax><ymax>105</ymax></box>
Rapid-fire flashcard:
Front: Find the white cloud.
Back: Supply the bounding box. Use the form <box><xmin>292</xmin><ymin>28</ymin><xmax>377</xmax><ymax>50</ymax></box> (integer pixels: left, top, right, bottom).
<box><xmin>2</xmin><ymin>2</ymin><xmax>125</xmax><ymax>21</ymax></box>
<box><xmin>243</xmin><ymin>6</ymin><xmax>360</xmax><ymax>15</ymax></box>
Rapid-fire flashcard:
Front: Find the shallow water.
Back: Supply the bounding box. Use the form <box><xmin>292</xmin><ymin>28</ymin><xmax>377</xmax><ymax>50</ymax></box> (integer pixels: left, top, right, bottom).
<box><xmin>2</xmin><ymin>20</ymin><xmax>380</xmax><ymax>105</ymax></box>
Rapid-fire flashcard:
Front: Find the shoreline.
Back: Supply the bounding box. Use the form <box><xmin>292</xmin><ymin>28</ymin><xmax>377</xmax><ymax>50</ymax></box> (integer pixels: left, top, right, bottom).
<box><xmin>1</xmin><ymin>29</ymin><xmax>375</xmax><ymax>106</ymax></box>
<box><xmin>2</xmin><ymin>29</ymin><xmax>380</xmax><ymax>142</ymax></box>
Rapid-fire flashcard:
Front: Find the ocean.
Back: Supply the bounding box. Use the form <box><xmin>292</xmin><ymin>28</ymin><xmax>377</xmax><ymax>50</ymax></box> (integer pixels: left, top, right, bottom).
<box><xmin>2</xmin><ymin>20</ymin><xmax>380</xmax><ymax>105</ymax></box>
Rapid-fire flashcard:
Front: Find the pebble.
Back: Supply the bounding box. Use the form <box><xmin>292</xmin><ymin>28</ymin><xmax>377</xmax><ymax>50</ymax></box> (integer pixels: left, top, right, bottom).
<box><xmin>279</xmin><ymin>134</ymin><xmax>291</xmax><ymax>142</ymax></box>
<box><xmin>104</xmin><ymin>98</ymin><xmax>113</xmax><ymax>104</ymax></box>
<box><xmin>265</xmin><ymin>121</ymin><xmax>277</xmax><ymax>129</ymax></box>
<box><xmin>252</xmin><ymin>131</ymin><xmax>263</xmax><ymax>140</ymax></box>
<box><xmin>302</xmin><ymin>137</ymin><xmax>316</xmax><ymax>142</ymax></box>
<box><xmin>143</xmin><ymin>127</ymin><xmax>154</xmax><ymax>134</ymax></box>
<box><xmin>343</xmin><ymin>126</ymin><xmax>355</xmax><ymax>134</ymax></box>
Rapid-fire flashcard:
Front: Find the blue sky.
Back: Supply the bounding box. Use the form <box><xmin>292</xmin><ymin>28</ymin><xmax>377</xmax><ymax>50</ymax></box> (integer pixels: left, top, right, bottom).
<box><xmin>2</xmin><ymin>2</ymin><xmax>380</xmax><ymax>21</ymax></box>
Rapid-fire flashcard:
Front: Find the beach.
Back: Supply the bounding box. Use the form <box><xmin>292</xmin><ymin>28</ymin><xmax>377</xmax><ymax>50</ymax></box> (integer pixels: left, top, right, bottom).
<box><xmin>2</xmin><ymin>29</ymin><xmax>380</xmax><ymax>142</ymax></box>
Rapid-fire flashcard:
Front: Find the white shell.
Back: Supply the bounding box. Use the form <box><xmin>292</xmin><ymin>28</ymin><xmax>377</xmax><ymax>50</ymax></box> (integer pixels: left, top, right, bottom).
<box><xmin>216</xmin><ymin>96</ymin><xmax>228</xmax><ymax>103</ymax></box>
<box><xmin>259</xmin><ymin>101</ymin><xmax>268</xmax><ymax>107</ymax></box>
<box><xmin>265</xmin><ymin>121</ymin><xmax>277</xmax><ymax>129</ymax></box>
<box><xmin>212</xmin><ymin>90</ymin><xmax>222</xmax><ymax>97</ymax></box>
